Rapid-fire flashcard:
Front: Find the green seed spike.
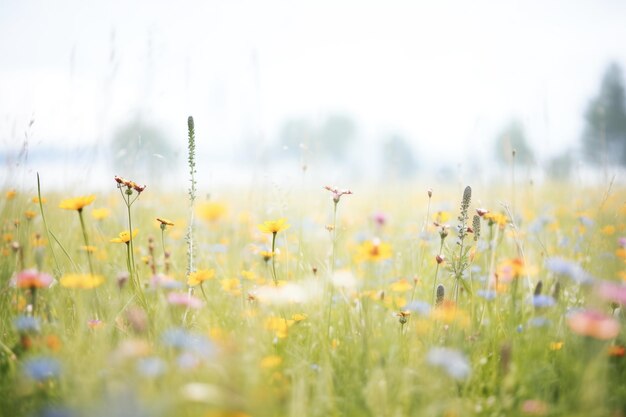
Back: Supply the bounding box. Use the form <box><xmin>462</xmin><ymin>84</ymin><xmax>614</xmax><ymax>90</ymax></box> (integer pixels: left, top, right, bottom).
<box><xmin>472</xmin><ymin>215</ymin><xmax>481</xmax><ymax>241</ymax></box>
<box><xmin>436</xmin><ymin>284</ymin><xmax>445</xmax><ymax>306</ymax></box>
<box><xmin>534</xmin><ymin>280</ymin><xmax>543</xmax><ymax>296</ymax></box>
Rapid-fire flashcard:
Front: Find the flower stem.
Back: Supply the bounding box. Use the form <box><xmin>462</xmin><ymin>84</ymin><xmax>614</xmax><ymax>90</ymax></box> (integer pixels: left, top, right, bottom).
<box><xmin>271</xmin><ymin>232</ymin><xmax>278</xmax><ymax>286</ymax></box>
<box><xmin>77</xmin><ymin>209</ymin><xmax>94</xmax><ymax>276</ymax></box>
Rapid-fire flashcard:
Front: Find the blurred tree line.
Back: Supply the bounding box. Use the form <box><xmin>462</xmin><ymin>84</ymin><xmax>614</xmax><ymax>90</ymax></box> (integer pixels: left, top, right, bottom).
<box><xmin>494</xmin><ymin>61</ymin><xmax>626</xmax><ymax>179</ymax></box>
<box><xmin>108</xmin><ymin>62</ymin><xmax>626</xmax><ymax>182</ymax></box>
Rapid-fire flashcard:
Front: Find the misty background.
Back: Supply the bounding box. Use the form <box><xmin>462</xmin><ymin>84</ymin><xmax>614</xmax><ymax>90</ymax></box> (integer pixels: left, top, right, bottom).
<box><xmin>1</xmin><ymin>0</ymin><xmax>626</xmax><ymax>191</ymax></box>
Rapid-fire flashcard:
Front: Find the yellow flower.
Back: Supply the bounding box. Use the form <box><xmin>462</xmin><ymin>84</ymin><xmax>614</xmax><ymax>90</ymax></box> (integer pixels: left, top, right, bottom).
<box><xmin>110</xmin><ymin>229</ymin><xmax>138</xmax><ymax>243</ymax></box>
<box><xmin>264</xmin><ymin>316</ymin><xmax>294</xmax><ymax>338</ymax></box>
<box><xmin>601</xmin><ymin>225</ymin><xmax>616</xmax><ymax>236</ymax></box>
<box><xmin>549</xmin><ymin>341</ymin><xmax>564</xmax><ymax>351</ymax></box>
<box><xmin>24</xmin><ymin>210</ymin><xmax>37</xmax><ymax>220</ymax></box>
<box><xmin>260</xmin><ymin>355</ymin><xmax>283</xmax><ymax>369</ymax></box>
<box><xmin>434</xmin><ymin>211</ymin><xmax>450</xmax><ymax>224</ymax></box>
<box><xmin>220</xmin><ymin>278</ymin><xmax>241</xmax><ymax>294</ymax></box>
<box><xmin>390</xmin><ymin>278</ymin><xmax>413</xmax><ymax>292</ymax></box>
<box><xmin>260</xmin><ymin>250</ymin><xmax>275</xmax><ymax>262</ymax></box>
<box><xmin>59</xmin><ymin>195</ymin><xmax>96</xmax><ymax>211</ymax></box>
<box><xmin>91</xmin><ymin>208</ymin><xmax>111</xmax><ymax>220</ymax></box>
<box><xmin>60</xmin><ymin>273</ymin><xmax>104</xmax><ymax>289</ymax></box>
<box><xmin>484</xmin><ymin>212</ymin><xmax>508</xmax><ymax>227</ymax></box>
<box><xmin>197</xmin><ymin>202</ymin><xmax>227</xmax><ymax>222</ymax></box>
<box><xmin>187</xmin><ymin>269</ymin><xmax>215</xmax><ymax>286</ymax></box>
<box><xmin>32</xmin><ymin>196</ymin><xmax>47</xmax><ymax>204</ymax></box>
<box><xmin>156</xmin><ymin>217</ymin><xmax>174</xmax><ymax>227</ymax></box>
<box><xmin>6</xmin><ymin>190</ymin><xmax>17</xmax><ymax>200</ymax></box>
<box><xmin>355</xmin><ymin>239</ymin><xmax>393</xmax><ymax>262</ymax></box>
<box><xmin>257</xmin><ymin>218</ymin><xmax>290</xmax><ymax>234</ymax></box>
<box><xmin>292</xmin><ymin>313</ymin><xmax>307</xmax><ymax>322</ymax></box>
<box><xmin>241</xmin><ymin>270</ymin><xmax>256</xmax><ymax>280</ymax></box>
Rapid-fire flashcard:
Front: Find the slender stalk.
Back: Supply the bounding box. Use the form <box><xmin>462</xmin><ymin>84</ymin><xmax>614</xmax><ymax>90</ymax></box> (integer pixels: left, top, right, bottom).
<box><xmin>431</xmin><ymin>239</ymin><xmax>445</xmax><ymax>304</ymax></box>
<box><xmin>160</xmin><ymin>228</ymin><xmax>167</xmax><ymax>267</ymax></box>
<box><xmin>270</xmin><ymin>232</ymin><xmax>278</xmax><ymax>285</ymax></box>
<box><xmin>36</xmin><ymin>173</ymin><xmax>60</xmax><ymax>276</ymax></box>
<box><xmin>326</xmin><ymin>201</ymin><xmax>338</xmax><ymax>338</ymax></box>
<box><xmin>77</xmin><ymin>209</ymin><xmax>94</xmax><ymax>276</ymax></box>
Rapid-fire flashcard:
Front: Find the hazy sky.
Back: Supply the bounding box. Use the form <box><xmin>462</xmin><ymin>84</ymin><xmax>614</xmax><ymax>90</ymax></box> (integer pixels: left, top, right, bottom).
<box><xmin>1</xmin><ymin>0</ymin><xmax>626</xmax><ymax>183</ymax></box>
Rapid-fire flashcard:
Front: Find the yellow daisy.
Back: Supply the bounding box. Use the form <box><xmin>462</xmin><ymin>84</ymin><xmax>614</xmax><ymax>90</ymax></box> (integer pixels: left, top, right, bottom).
<box><xmin>110</xmin><ymin>229</ymin><xmax>139</xmax><ymax>244</ymax></box>
<box><xmin>59</xmin><ymin>195</ymin><xmax>96</xmax><ymax>211</ymax></box>
<box><xmin>257</xmin><ymin>218</ymin><xmax>290</xmax><ymax>234</ymax></box>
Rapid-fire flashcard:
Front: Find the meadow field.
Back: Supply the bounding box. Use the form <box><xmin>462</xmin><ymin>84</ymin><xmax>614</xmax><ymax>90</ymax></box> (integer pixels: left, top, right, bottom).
<box><xmin>0</xmin><ymin>163</ymin><xmax>625</xmax><ymax>417</ymax></box>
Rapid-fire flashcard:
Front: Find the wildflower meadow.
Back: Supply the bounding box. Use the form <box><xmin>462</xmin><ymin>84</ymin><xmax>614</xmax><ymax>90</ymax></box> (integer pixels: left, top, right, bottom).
<box><xmin>1</xmin><ymin>119</ymin><xmax>625</xmax><ymax>417</ymax></box>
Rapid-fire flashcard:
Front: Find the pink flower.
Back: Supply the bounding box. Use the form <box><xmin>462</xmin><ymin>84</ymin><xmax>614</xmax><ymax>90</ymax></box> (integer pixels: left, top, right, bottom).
<box><xmin>372</xmin><ymin>211</ymin><xmax>387</xmax><ymax>227</ymax></box>
<box><xmin>596</xmin><ymin>281</ymin><xmax>626</xmax><ymax>305</ymax></box>
<box><xmin>521</xmin><ymin>399</ymin><xmax>548</xmax><ymax>415</ymax></box>
<box><xmin>14</xmin><ymin>269</ymin><xmax>53</xmax><ymax>289</ymax></box>
<box><xmin>167</xmin><ymin>292</ymin><xmax>203</xmax><ymax>309</ymax></box>
<box><xmin>567</xmin><ymin>309</ymin><xmax>620</xmax><ymax>340</ymax></box>
<box><xmin>324</xmin><ymin>185</ymin><xmax>353</xmax><ymax>204</ymax></box>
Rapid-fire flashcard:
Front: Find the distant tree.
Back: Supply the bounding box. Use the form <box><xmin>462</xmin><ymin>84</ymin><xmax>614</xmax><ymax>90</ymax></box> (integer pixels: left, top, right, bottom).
<box><xmin>278</xmin><ymin>114</ymin><xmax>356</xmax><ymax>161</ymax></box>
<box><xmin>494</xmin><ymin>120</ymin><xmax>535</xmax><ymax>166</ymax></box>
<box><xmin>110</xmin><ymin>117</ymin><xmax>176</xmax><ymax>181</ymax></box>
<box><xmin>318</xmin><ymin>115</ymin><xmax>356</xmax><ymax>160</ymax></box>
<box><xmin>582</xmin><ymin>62</ymin><xmax>626</xmax><ymax>166</ymax></box>
<box><xmin>278</xmin><ymin>118</ymin><xmax>315</xmax><ymax>157</ymax></box>
<box><xmin>546</xmin><ymin>151</ymin><xmax>574</xmax><ymax>180</ymax></box>
<box><xmin>381</xmin><ymin>134</ymin><xmax>417</xmax><ymax>179</ymax></box>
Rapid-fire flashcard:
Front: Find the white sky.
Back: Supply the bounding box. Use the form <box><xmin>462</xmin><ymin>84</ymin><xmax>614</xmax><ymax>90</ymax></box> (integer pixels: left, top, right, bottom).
<box><xmin>1</xmin><ymin>0</ymin><xmax>626</xmax><ymax>181</ymax></box>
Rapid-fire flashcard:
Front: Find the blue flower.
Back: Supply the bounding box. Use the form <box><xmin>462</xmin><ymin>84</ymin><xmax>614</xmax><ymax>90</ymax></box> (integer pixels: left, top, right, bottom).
<box><xmin>530</xmin><ymin>294</ymin><xmax>556</xmax><ymax>308</ymax></box>
<box><xmin>13</xmin><ymin>315</ymin><xmax>41</xmax><ymax>333</ymax></box>
<box><xmin>544</xmin><ymin>257</ymin><xmax>594</xmax><ymax>284</ymax></box>
<box><xmin>402</xmin><ymin>300</ymin><xmax>431</xmax><ymax>316</ymax></box>
<box><xmin>23</xmin><ymin>357</ymin><xmax>61</xmax><ymax>381</ymax></box>
<box><xmin>426</xmin><ymin>347</ymin><xmax>471</xmax><ymax>380</ymax></box>
<box><xmin>161</xmin><ymin>328</ymin><xmax>214</xmax><ymax>358</ymax></box>
<box><xmin>136</xmin><ymin>357</ymin><xmax>166</xmax><ymax>378</ymax></box>
<box><xmin>528</xmin><ymin>317</ymin><xmax>551</xmax><ymax>327</ymax></box>
<box><xmin>477</xmin><ymin>289</ymin><xmax>497</xmax><ymax>301</ymax></box>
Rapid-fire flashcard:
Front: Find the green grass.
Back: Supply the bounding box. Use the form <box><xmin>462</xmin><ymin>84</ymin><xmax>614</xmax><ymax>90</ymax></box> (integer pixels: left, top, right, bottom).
<box><xmin>0</xmin><ymin>180</ymin><xmax>624</xmax><ymax>417</ymax></box>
